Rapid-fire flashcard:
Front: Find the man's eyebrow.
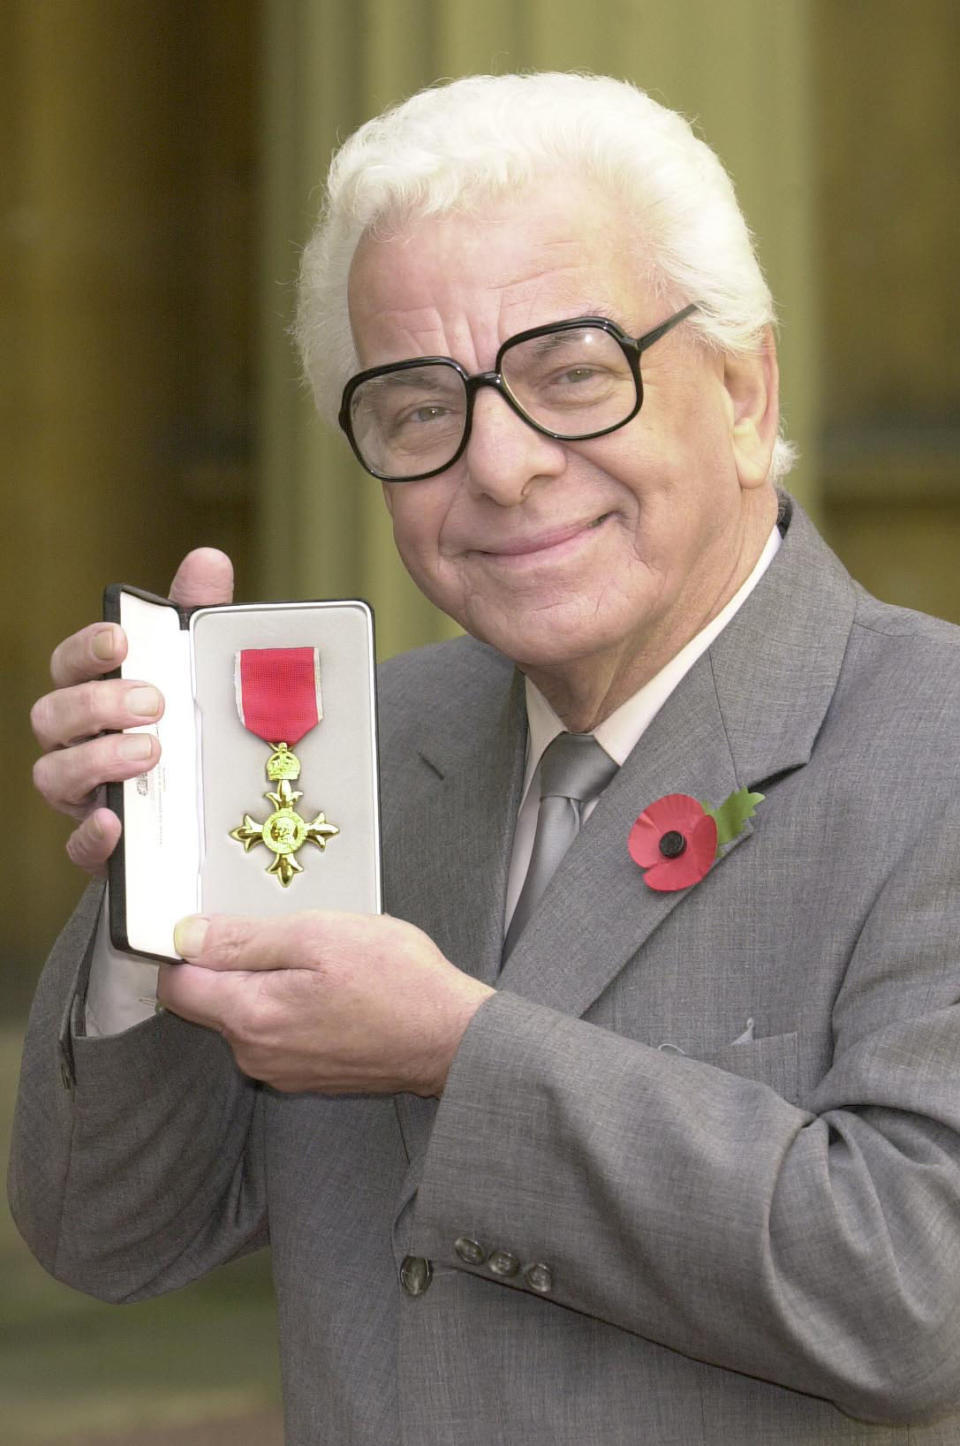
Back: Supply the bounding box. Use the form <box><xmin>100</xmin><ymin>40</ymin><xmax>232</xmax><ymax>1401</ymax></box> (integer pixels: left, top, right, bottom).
<box><xmin>520</xmin><ymin>315</ymin><xmax>619</xmax><ymax>358</ymax></box>
<box><xmin>369</xmin><ymin>366</ymin><xmax>460</xmax><ymax>391</ymax></box>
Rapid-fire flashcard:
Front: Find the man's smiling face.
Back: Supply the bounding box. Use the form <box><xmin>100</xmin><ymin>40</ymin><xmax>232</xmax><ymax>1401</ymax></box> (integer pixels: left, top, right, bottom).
<box><xmin>348</xmin><ymin>178</ymin><xmax>778</xmax><ymax>720</ymax></box>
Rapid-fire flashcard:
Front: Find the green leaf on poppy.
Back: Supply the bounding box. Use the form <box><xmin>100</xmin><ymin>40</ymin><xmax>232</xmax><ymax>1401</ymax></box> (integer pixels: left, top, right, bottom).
<box><xmin>700</xmin><ymin>787</ymin><xmax>765</xmax><ymax>850</ymax></box>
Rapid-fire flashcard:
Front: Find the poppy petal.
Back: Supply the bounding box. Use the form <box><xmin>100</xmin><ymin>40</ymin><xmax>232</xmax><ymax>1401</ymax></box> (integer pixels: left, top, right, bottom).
<box><xmin>642</xmin><ymin>813</ymin><xmax>718</xmax><ymax>891</ymax></box>
<box><xmin>628</xmin><ymin>793</ymin><xmax>708</xmax><ymax>869</ymax></box>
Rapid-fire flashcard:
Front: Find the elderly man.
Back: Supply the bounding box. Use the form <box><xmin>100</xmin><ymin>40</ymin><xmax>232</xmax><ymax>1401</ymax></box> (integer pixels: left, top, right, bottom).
<box><xmin>12</xmin><ymin>72</ymin><xmax>960</xmax><ymax>1444</ymax></box>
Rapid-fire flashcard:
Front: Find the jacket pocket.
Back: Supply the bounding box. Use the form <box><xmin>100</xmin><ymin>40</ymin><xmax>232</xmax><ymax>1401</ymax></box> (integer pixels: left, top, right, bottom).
<box><xmin>699</xmin><ymin>1030</ymin><xmax>799</xmax><ymax>1104</ymax></box>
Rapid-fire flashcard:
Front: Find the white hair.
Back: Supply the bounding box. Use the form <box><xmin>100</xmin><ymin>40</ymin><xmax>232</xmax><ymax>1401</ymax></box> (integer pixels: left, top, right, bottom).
<box><xmin>294</xmin><ymin>71</ymin><xmax>795</xmax><ymax>480</ymax></box>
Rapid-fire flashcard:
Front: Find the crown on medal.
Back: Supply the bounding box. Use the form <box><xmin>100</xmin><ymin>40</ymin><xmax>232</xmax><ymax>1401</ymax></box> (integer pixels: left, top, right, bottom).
<box><xmin>267</xmin><ymin>742</ymin><xmax>302</xmax><ymax>781</ymax></box>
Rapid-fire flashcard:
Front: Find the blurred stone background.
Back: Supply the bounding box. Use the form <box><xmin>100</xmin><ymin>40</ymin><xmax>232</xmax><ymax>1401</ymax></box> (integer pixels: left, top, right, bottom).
<box><xmin>1</xmin><ymin>1</ymin><xmax>957</xmax><ymax>1441</ymax></box>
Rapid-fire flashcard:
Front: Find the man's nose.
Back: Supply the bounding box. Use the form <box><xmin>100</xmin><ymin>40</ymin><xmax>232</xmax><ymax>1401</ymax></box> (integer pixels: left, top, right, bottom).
<box><xmin>463</xmin><ymin>385</ymin><xmax>566</xmax><ymax>504</ymax></box>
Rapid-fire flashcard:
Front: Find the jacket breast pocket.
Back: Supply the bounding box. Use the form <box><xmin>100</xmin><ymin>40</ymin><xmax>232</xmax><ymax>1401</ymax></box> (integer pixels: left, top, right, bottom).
<box><xmin>698</xmin><ymin>1031</ymin><xmax>800</xmax><ymax>1105</ymax></box>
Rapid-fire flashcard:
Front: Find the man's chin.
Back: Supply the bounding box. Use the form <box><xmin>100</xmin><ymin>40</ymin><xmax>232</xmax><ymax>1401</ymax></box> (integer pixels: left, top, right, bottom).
<box><xmin>461</xmin><ymin>609</ymin><xmax>620</xmax><ymax>676</ymax></box>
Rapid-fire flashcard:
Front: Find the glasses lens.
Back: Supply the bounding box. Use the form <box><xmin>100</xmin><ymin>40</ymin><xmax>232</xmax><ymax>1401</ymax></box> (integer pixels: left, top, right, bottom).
<box><xmin>501</xmin><ymin>324</ymin><xmax>637</xmax><ymax>438</ymax></box>
<box><xmin>348</xmin><ymin>364</ymin><xmax>467</xmax><ymax>479</ymax></box>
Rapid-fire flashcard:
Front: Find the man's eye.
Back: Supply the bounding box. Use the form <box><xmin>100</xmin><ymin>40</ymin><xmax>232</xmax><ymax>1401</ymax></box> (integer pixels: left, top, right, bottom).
<box><xmin>382</xmin><ymin>400</ymin><xmax>464</xmax><ymax>452</ymax></box>
<box><xmin>537</xmin><ymin>363</ymin><xmax>615</xmax><ymax>395</ymax></box>
<box><xmin>557</xmin><ymin>365</ymin><xmax>601</xmax><ymax>385</ymax></box>
<box><xmin>393</xmin><ymin>402</ymin><xmax>450</xmax><ymax>430</ymax></box>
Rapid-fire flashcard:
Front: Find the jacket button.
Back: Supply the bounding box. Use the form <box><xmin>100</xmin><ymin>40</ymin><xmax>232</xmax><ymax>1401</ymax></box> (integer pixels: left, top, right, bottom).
<box><xmin>487</xmin><ymin>1249</ymin><xmax>520</xmax><ymax>1278</ymax></box>
<box><xmin>454</xmin><ymin>1236</ymin><xmax>487</xmax><ymax>1266</ymax></box>
<box><xmin>523</xmin><ymin>1262</ymin><xmax>553</xmax><ymax>1295</ymax></box>
<box><xmin>400</xmin><ymin>1255</ymin><xmax>433</xmax><ymax>1296</ymax></box>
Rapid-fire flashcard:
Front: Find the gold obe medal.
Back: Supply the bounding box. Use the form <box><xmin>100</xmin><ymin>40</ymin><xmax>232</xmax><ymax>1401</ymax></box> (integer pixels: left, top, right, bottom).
<box><xmin>229</xmin><ymin>648</ymin><xmax>339</xmax><ymax>887</ymax></box>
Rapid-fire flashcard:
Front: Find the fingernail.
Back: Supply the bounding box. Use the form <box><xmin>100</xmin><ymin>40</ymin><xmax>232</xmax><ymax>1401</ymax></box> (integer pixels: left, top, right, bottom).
<box><xmin>118</xmin><ymin>733</ymin><xmax>154</xmax><ymax>761</ymax></box>
<box><xmin>127</xmin><ymin>685</ymin><xmax>161</xmax><ymax>718</ymax></box>
<box><xmin>174</xmin><ymin>915</ymin><xmax>209</xmax><ymax>958</ymax></box>
<box><xmin>92</xmin><ymin>628</ymin><xmax>117</xmax><ymax>662</ymax></box>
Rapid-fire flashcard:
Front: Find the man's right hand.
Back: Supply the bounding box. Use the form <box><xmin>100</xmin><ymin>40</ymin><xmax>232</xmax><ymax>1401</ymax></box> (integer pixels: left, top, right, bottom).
<box><xmin>31</xmin><ymin>548</ymin><xmax>234</xmax><ymax>874</ymax></box>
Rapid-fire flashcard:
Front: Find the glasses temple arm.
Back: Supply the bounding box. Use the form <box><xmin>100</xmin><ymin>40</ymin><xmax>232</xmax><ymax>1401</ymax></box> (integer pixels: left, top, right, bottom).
<box><xmin>636</xmin><ymin>302</ymin><xmax>699</xmax><ymax>353</ymax></box>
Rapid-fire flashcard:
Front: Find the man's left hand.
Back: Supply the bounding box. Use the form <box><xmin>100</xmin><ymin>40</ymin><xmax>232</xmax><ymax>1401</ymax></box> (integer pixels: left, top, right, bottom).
<box><xmin>159</xmin><ymin>912</ymin><xmax>495</xmax><ymax>1098</ymax></box>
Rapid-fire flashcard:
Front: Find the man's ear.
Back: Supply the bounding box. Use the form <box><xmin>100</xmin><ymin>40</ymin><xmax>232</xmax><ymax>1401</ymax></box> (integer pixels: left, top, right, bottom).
<box><xmin>723</xmin><ymin>328</ymin><xmax>780</xmax><ymax>490</ymax></box>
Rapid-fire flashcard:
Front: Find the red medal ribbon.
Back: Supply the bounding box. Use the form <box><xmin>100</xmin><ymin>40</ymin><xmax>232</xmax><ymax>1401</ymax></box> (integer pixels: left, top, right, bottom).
<box><xmin>235</xmin><ymin>647</ymin><xmax>322</xmax><ymax>745</ymax></box>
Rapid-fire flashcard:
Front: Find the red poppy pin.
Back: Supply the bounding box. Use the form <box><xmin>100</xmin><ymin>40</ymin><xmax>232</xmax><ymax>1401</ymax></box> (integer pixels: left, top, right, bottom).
<box><xmin>628</xmin><ymin>787</ymin><xmax>764</xmax><ymax>892</ymax></box>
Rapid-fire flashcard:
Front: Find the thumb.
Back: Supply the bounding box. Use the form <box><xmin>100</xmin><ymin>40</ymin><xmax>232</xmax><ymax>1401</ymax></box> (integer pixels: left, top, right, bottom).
<box><xmin>168</xmin><ymin>548</ymin><xmax>234</xmax><ymax>608</ymax></box>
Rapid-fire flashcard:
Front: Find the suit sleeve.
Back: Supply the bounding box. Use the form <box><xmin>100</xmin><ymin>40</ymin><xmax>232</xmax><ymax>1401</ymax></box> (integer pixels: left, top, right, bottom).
<box><xmin>413</xmin><ymin>796</ymin><xmax>960</xmax><ymax>1425</ymax></box>
<box><xmin>7</xmin><ymin>883</ymin><xmax>267</xmax><ymax>1302</ymax></box>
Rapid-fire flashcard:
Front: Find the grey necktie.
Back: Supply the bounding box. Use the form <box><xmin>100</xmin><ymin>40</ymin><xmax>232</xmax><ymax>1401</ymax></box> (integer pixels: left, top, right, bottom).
<box><xmin>502</xmin><ymin>732</ymin><xmax>618</xmax><ymax>962</ymax></box>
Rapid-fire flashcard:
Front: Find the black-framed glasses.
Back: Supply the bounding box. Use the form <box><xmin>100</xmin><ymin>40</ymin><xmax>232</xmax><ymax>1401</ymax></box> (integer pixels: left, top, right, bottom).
<box><xmin>338</xmin><ymin>303</ymin><xmax>698</xmax><ymax>482</ymax></box>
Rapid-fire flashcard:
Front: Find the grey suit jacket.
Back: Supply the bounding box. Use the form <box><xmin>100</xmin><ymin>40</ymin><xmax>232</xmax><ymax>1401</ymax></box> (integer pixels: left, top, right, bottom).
<box><xmin>11</xmin><ymin>496</ymin><xmax>960</xmax><ymax>1444</ymax></box>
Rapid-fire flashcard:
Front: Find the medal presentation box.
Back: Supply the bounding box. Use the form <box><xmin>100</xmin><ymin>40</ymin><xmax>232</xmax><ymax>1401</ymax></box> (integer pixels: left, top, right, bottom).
<box><xmin>104</xmin><ymin>586</ymin><xmax>381</xmax><ymax>962</ymax></box>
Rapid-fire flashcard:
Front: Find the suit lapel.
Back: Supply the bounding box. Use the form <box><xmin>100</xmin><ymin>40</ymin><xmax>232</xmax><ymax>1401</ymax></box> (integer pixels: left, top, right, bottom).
<box><xmin>500</xmin><ymin>497</ymin><xmax>858</xmax><ymax>1019</ymax></box>
<box><xmin>497</xmin><ymin>656</ymin><xmax>744</xmax><ymax>1012</ymax></box>
<box><xmin>392</xmin><ymin>660</ymin><xmax>526</xmax><ymax>988</ymax></box>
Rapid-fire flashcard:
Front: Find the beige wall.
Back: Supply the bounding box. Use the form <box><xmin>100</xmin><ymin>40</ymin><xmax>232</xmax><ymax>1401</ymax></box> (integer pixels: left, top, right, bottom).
<box><xmin>816</xmin><ymin>0</ymin><xmax>960</xmax><ymax>620</ymax></box>
<box><xmin>2</xmin><ymin>2</ymin><xmax>257</xmax><ymax>1002</ymax></box>
<box><xmin>3</xmin><ymin>0</ymin><xmax>958</xmax><ymax>996</ymax></box>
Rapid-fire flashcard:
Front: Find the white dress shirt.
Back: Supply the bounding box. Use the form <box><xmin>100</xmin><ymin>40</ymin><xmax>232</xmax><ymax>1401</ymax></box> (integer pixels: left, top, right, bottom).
<box><xmin>87</xmin><ymin>525</ymin><xmax>780</xmax><ymax>1036</ymax></box>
